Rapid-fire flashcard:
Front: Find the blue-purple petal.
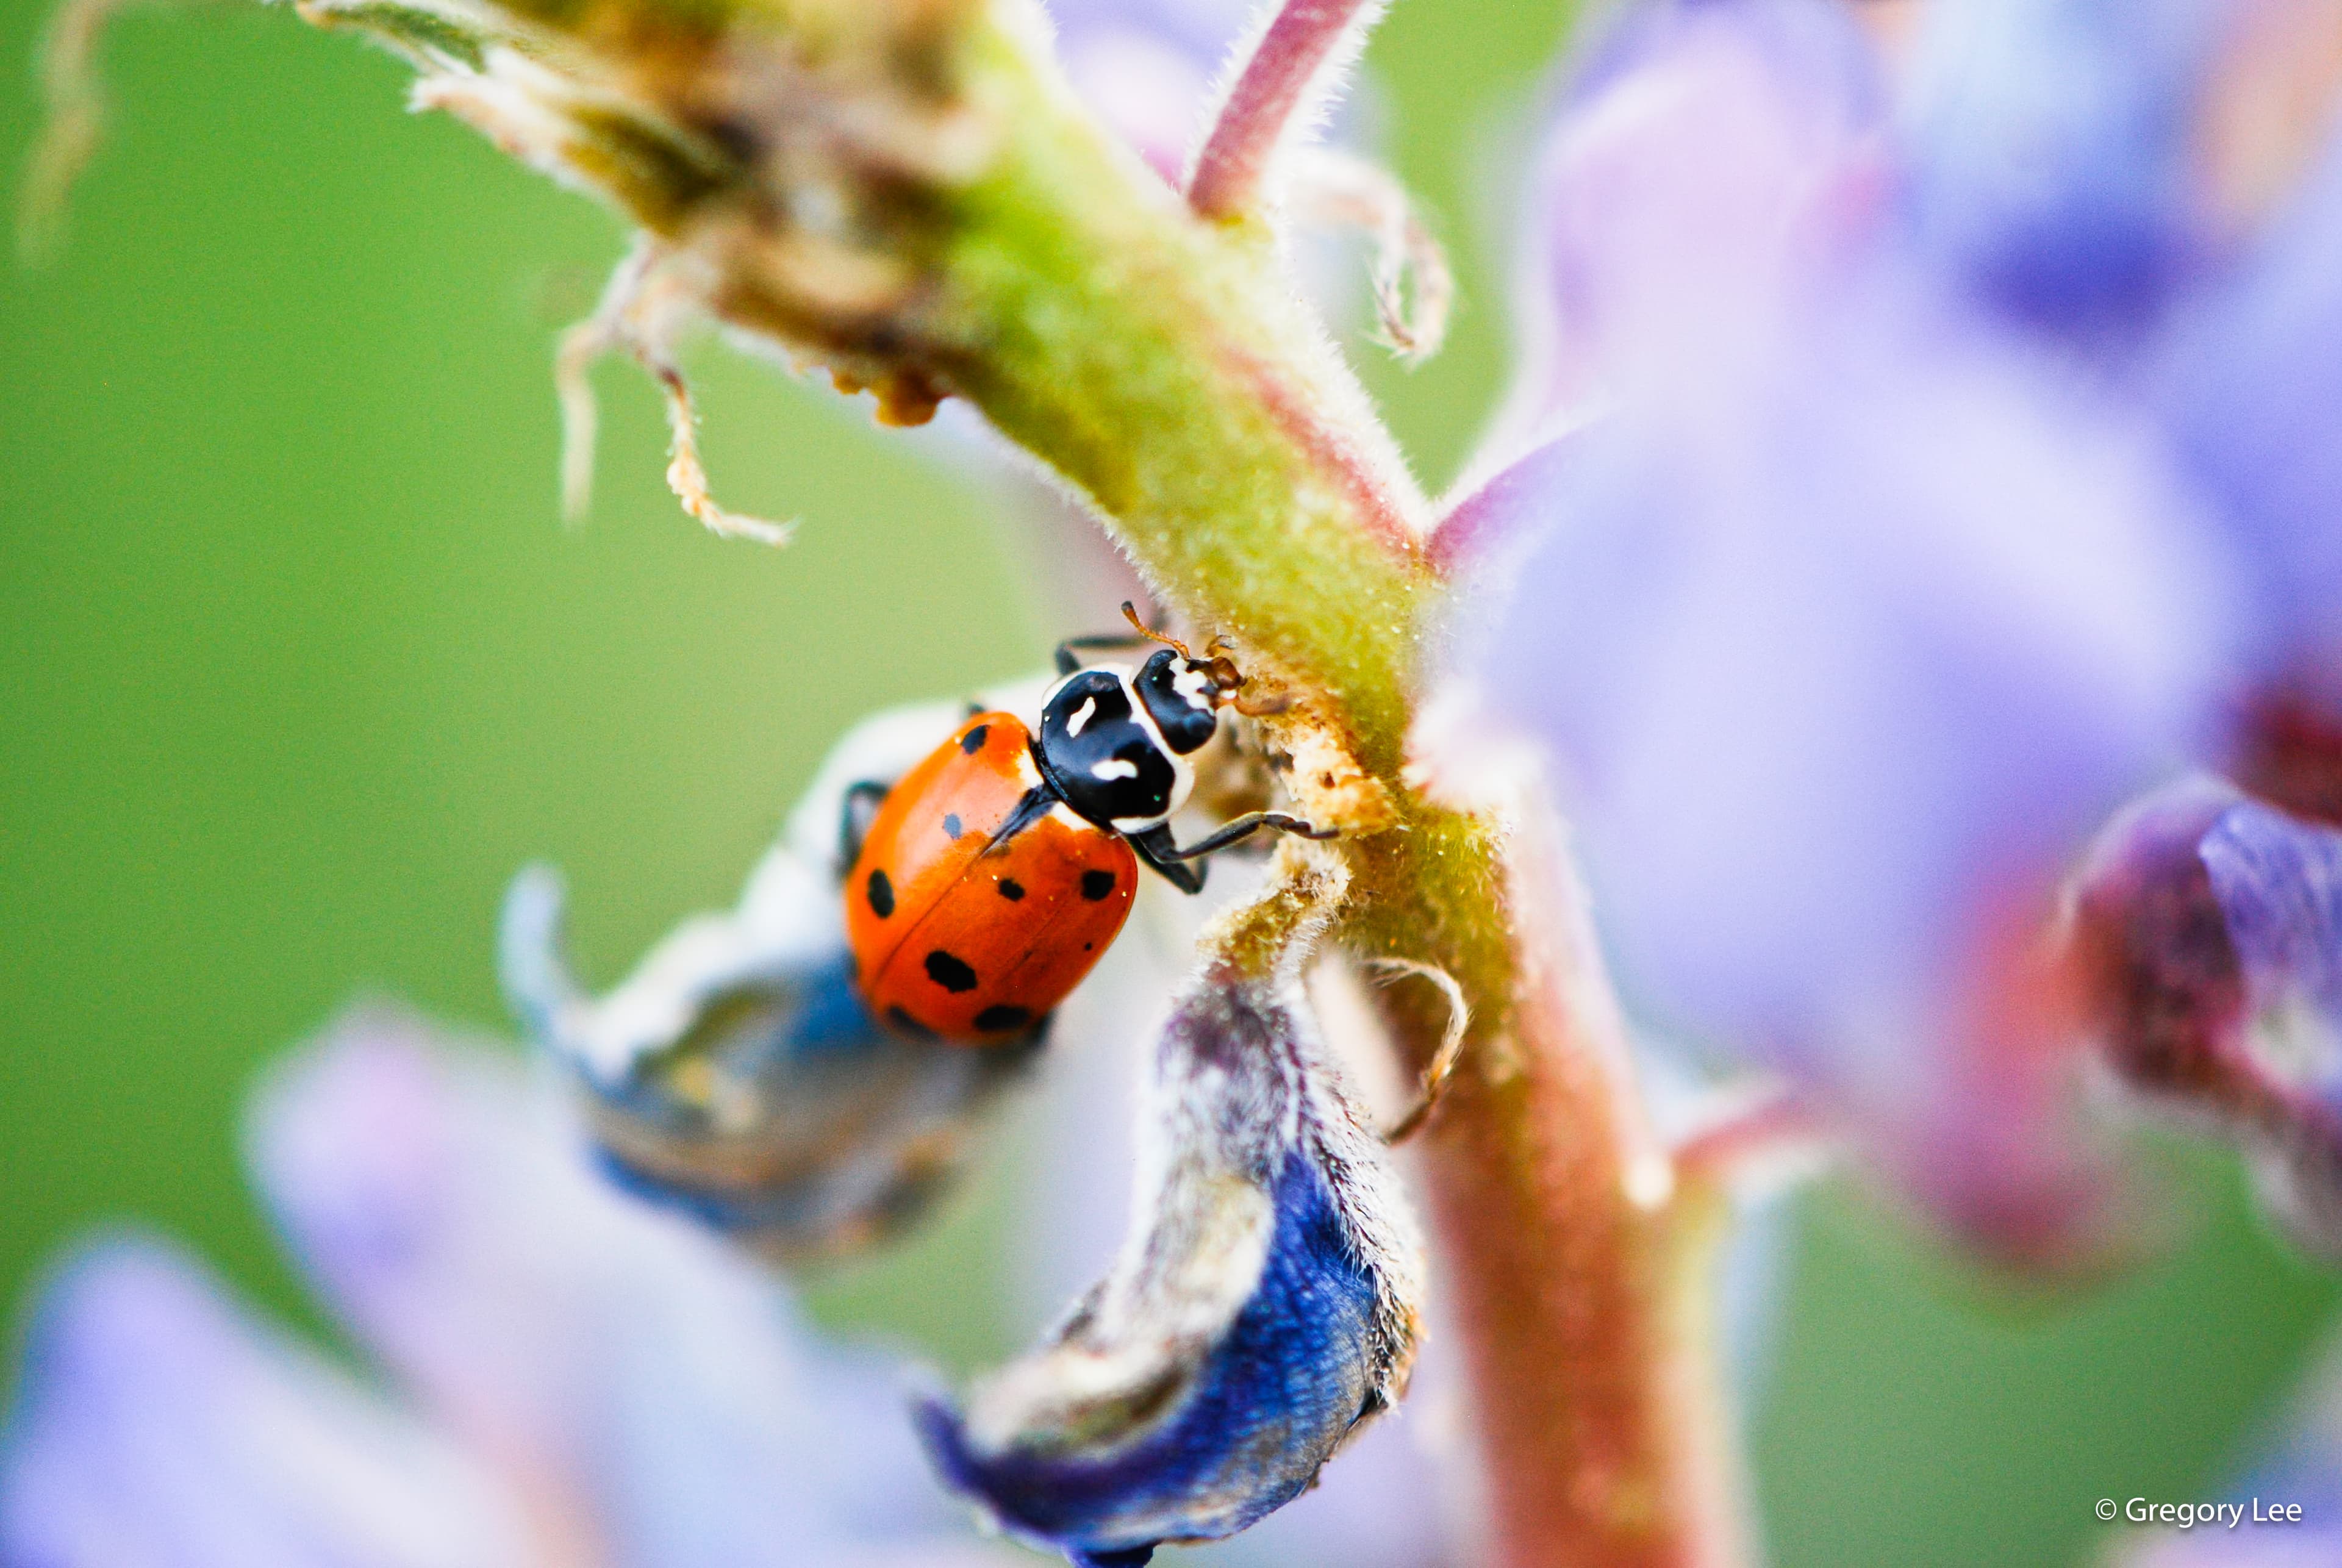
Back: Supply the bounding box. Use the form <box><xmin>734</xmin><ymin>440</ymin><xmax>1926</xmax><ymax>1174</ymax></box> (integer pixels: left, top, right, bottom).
<box><xmin>1478</xmin><ymin>0</ymin><xmax>1880</xmax><ymax>463</ymax></box>
<box><xmin>245</xmin><ymin>1009</ymin><xmax>972</xmax><ymax>1567</ymax></box>
<box><xmin>1479</xmin><ymin>290</ymin><xmax>2233</xmax><ymax>1061</ymax></box>
<box><xmin>0</xmin><ymin>1236</ymin><xmax>529</xmax><ymax>1568</ymax></box>
<box><xmin>1898</xmin><ymin>0</ymin><xmax>2232</xmax><ymax>340</ymax></box>
<box><xmin>924</xmin><ymin>1155</ymin><xmax>1379</xmax><ymax>1556</ymax></box>
<box><xmin>2161</xmin><ymin>124</ymin><xmax>2342</xmax><ymax>706</ymax></box>
<box><xmin>1041</xmin><ymin>0</ymin><xmax>1253</xmax><ymax>72</ymax></box>
<box><xmin>918</xmin><ymin>966</ymin><xmax>1421</xmax><ymax>1564</ymax></box>
<box><xmin>1011</xmin><ymin>932</ymin><xmax>1455</xmax><ymax>1568</ymax></box>
<box><xmin>1040</xmin><ymin>0</ymin><xmax>1256</xmax><ymax>181</ymax></box>
<box><xmin>504</xmin><ymin>872</ymin><xmax>1038</xmax><ymax>1258</ymax></box>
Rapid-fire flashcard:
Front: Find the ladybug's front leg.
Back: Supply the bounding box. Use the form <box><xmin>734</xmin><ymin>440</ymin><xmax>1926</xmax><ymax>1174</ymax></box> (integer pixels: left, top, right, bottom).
<box><xmin>1159</xmin><ymin>811</ymin><xmax>1338</xmax><ymax>862</ymax></box>
<box><xmin>1128</xmin><ymin>825</ymin><xmax>1208</xmax><ymax>894</ymax></box>
<box><xmin>1130</xmin><ymin>813</ymin><xmax>1339</xmax><ymax>893</ymax></box>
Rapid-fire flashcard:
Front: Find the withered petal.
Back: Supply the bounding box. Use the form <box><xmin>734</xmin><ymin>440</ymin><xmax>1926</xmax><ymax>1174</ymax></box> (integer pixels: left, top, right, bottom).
<box><xmin>916</xmin><ymin>965</ymin><xmax>1422</xmax><ymax>1564</ymax></box>
<box><xmin>498</xmin><ymin>698</ymin><xmax>1043</xmax><ymax>1259</ymax></box>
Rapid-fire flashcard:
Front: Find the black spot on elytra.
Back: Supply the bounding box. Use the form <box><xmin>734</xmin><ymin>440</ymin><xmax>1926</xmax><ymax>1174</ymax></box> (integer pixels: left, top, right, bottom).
<box><xmin>1081</xmin><ymin>868</ymin><xmax>1117</xmax><ymax>901</ymax></box>
<box><xmin>974</xmin><ymin>1004</ymin><xmax>1033</xmax><ymax>1032</ymax></box>
<box><xmin>960</xmin><ymin>724</ymin><xmax>989</xmax><ymax>754</ymax></box>
<box><xmin>942</xmin><ymin>813</ymin><xmax>964</xmax><ymax>840</ymax></box>
<box><xmin>998</xmin><ymin>878</ymin><xmax>1026</xmax><ymax>901</ymax></box>
<box><xmin>884</xmin><ymin>1006</ymin><xmax>937</xmax><ymax>1041</ymax></box>
<box><xmin>865</xmin><ymin>868</ymin><xmax>895</xmax><ymax>918</ymax></box>
<box><xmin>925</xmin><ymin>950</ymin><xmax>978</xmax><ymax>993</ymax></box>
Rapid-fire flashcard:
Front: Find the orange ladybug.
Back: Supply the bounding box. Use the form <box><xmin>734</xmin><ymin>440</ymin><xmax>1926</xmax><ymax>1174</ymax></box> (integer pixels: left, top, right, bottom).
<box><xmin>843</xmin><ymin>610</ymin><xmax>1333</xmax><ymax>1041</ymax></box>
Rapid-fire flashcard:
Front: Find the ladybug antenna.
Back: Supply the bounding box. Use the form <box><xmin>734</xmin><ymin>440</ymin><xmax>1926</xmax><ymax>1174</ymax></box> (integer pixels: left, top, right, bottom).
<box><xmin>1121</xmin><ymin>601</ymin><xmax>1249</xmax><ymax>701</ymax></box>
<box><xmin>1119</xmin><ymin>601</ymin><xmax>1192</xmax><ymax>661</ymax></box>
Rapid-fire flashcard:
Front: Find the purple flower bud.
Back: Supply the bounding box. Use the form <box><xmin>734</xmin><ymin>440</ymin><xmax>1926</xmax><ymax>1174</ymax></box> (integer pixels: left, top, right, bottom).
<box><xmin>2072</xmin><ymin>783</ymin><xmax>2342</xmax><ymax>1255</ymax></box>
<box><xmin>2070</xmin><ymin>782</ymin><xmax>2250</xmax><ymax>1095</ymax></box>
<box><xmin>916</xmin><ymin>961</ymin><xmax>1422</xmax><ymax>1565</ymax></box>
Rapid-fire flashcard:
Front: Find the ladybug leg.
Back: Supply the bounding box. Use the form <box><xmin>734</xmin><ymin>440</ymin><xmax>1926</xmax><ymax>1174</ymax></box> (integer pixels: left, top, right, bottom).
<box><xmin>838</xmin><ymin>779</ymin><xmax>890</xmax><ymax>868</ymax></box>
<box><xmin>1156</xmin><ymin>811</ymin><xmax>1338</xmax><ymax>861</ymax></box>
<box><xmin>1130</xmin><ymin>812</ymin><xmax>1338</xmax><ymax>892</ymax></box>
<box><xmin>1128</xmin><ymin>825</ymin><xmax>1207</xmax><ymax>894</ymax></box>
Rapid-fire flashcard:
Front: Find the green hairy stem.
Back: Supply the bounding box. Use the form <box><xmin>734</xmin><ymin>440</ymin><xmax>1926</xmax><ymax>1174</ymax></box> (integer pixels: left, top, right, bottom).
<box><xmin>930</xmin><ymin>100</ymin><xmax>1437</xmax><ymax>767</ymax></box>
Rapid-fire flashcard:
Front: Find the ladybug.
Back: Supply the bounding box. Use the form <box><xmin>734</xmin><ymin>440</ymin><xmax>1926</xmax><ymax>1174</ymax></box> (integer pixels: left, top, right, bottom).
<box><xmin>843</xmin><ymin>608</ymin><xmax>1333</xmax><ymax>1040</ymax></box>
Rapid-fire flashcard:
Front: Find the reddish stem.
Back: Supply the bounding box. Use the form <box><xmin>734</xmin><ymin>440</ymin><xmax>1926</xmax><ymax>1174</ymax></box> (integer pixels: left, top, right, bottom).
<box><xmin>1187</xmin><ymin>0</ymin><xmax>1381</xmax><ymax>219</ymax></box>
<box><xmin>1386</xmin><ymin>793</ymin><xmax>1755</xmax><ymax>1568</ymax></box>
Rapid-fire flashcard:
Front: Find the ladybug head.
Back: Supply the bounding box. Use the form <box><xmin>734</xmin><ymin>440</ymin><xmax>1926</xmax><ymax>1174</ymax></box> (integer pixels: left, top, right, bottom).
<box><xmin>1117</xmin><ymin>601</ymin><xmax>1251</xmax><ymax>743</ymax></box>
<box><xmin>1131</xmin><ymin>646</ymin><xmax>1236</xmax><ymax>757</ymax></box>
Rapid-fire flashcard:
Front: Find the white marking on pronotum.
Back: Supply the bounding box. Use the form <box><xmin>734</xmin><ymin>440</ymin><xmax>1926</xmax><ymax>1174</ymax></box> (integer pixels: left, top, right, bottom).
<box><xmin>1092</xmin><ymin>758</ymin><xmax>1139</xmax><ymax>781</ymax></box>
<box><xmin>1173</xmin><ymin>664</ymin><xmax>1214</xmax><ymax>710</ymax></box>
<box><xmin>1067</xmin><ymin>695</ymin><xmax>1098</xmax><ymax>737</ymax></box>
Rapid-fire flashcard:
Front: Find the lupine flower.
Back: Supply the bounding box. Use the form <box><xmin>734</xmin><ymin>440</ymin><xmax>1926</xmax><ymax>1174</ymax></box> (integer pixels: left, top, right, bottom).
<box><xmin>1447</xmin><ymin>0</ymin><xmax>2342</xmax><ymax>1261</ymax></box>
<box><xmin>0</xmin><ymin>1009</ymin><xmax>1007</xmax><ymax>1568</ymax></box>
<box><xmin>2</xmin><ymin>704</ymin><xmax>1457</xmax><ymax>1568</ymax></box>
<box><xmin>498</xmin><ymin>667</ymin><xmax>1450</xmax><ymax>1564</ymax></box>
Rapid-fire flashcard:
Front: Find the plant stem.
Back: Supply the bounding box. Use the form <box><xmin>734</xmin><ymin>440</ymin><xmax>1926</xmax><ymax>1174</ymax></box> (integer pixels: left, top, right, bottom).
<box><xmin>1347</xmin><ymin>791</ymin><xmax>1753</xmax><ymax>1567</ymax></box>
<box><xmin>1187</xmin><ymin>0</ymin><xmax>1382</xmax><ymax>219</ymax></box>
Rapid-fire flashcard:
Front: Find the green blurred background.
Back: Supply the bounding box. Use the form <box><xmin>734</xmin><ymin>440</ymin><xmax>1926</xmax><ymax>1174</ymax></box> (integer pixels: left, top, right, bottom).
<box><xmin>1</xmin><ymin>1</ymin><xmax>2336</xmax><ymax>1562</ymax></box>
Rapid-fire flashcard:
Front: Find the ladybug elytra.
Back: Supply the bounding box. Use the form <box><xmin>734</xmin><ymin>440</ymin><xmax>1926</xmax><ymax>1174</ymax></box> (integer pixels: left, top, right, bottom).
<box><xmin>843</xmin><ymin>609</ymin><xmax>1332</xmax><ymax>1040</ymax></box>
